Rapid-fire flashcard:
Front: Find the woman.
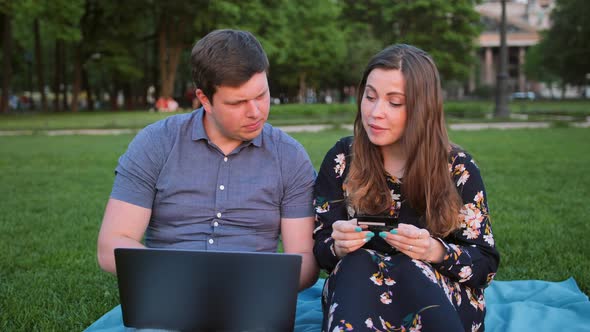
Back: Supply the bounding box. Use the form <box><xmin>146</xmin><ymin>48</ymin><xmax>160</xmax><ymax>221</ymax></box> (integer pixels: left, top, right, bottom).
<box><xmin>313</xmin><ymin>44</ymin><xmax>499</xmax><ymax>331</ymax></box>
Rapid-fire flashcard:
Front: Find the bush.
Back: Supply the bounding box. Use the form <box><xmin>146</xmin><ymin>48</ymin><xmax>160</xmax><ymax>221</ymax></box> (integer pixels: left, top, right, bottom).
<box><xmin>471</xmin><ymin>85</ymin><xmax>496</xmax><ymax>99</ymax></box>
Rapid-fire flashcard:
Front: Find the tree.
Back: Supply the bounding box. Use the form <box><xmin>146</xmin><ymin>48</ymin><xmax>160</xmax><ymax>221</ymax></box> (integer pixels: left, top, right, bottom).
<box><xmin>341</xmin><ymin>0</ymin><xmax>482</xmax><ymax>82</ymax></box>
<box><xmin>169</xmin><ymin>0</ymin><xmax>346</xmax><ymax>103</ymax></box>
<box><xmin>155</xmin><ymin>2</ymin><xmax>200</xmax><ymax>99</ymax></box>
<box><xmin>3</xmin><ymin>0</ymin><xmax>487</xmax><ymax>112</ymax></box>
<box><xmin>342</xmin><ymin>27</ymin><xmax>383</xmax><ymax>87</ymax></box>
<box><xmin>541</xmin><ymin>0</ymin><xmax>590</xmax><ymax>89</ymax></box>
<box><xmin>273</xmin><ymin>0</ymin><xmax>347</xmax><ymax>102</ymax></box>
<box><xmin>76</xmin><ymin>0</ymin><xmax>146</xmax><ymax>110</ymax></box>
<box><xmin>525</xmin><ymin>37</ymin><xmax>560</xmax><ymax>99</ymax></box>
<box><xmin>8</xmin><ymin>0</ymin><xmax>83</xmax><ymax>112</ymax></box>
<box><xmin>33</xmin><ymin>0</ymin><xmax>83</xmax><ymax>111</ymax></box>
<box><xmin>19</xmin><ymin>0</ymin><xmax>64</xmax><ymax>112</ymax></box>
<box><xmin>33</xmin><ymin>18</ymin><xmax>47</xmax><ymax>111</ymax></box>
<box><xmin>0</xmin><ymin>8</ymin><xmax>13</xmax><ymax>114</ymax></box>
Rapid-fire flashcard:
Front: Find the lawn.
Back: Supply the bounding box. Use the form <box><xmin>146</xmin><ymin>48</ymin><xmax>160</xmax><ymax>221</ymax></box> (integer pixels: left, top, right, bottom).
<box><xmin>1</xmin><ymin>100</ymin><xmax>589</xmax><ymax>131</ymax></box>
<box><xmin>1</xmin><ymin>126</ymin><xmax>589</xmax><ymax>330</ymax></box>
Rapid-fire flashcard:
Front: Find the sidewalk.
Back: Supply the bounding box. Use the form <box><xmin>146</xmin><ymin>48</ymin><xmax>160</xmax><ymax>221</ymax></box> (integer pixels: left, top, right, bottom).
<box><xmin>0</xmin><ymin>121</ymin><xmax>588</xmax><ymax>136</ymax></box>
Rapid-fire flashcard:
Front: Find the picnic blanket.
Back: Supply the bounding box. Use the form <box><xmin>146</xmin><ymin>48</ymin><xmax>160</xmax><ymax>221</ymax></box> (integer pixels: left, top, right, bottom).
<box><xmin>85</xmin><ymin>277</ymin><xmax>590</xmax><ymax>331</ymax></box>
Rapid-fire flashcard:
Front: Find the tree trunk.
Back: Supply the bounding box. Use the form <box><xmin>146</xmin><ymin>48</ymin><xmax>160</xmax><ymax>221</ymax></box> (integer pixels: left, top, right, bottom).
<box><xmin>111</xmin><ymin>75</ymin><xmax>119</xmax><ymax>111</ymax></box>
<box><xmin>111</xmin><ymin>87</ymin><xmax>118</xmax><ymax>111</ymax></box>
<box><xmin>71</xmin><ymin>45</ymin><xmax>82</xmax><ymax>112</ymax></box>
<box><xmin>53</xmin><ymin>40</ymin><xmax>64</xmax><ymax>111</ymax></box>
<box><xmin>158</xmin><ymin>15</ymin><xmax>185</xmax><ymax>100</ymax></box>
<box><xmin>153</xmin><ymin>31</ymin><xmax>159</xmax><ymax>100</ymax></box>
<box><xmin>82</xmin><ymin>67</ymin><xmax>94</xmax><ymax>111</ymax></box>
<box><xmin>1</xmin><ymin>13</ymin><xmax>13</xmax><ymax>114</ymax></box>
<box><xmin>61</xmin><ymin>44</ymin><xmax>68</xmax><ymax>111</ymax></box>
<box><xmin>298</xmin><ymin>72</ymin><xmax>307</xmax><ymax>103</ymax></box>
<box><xmin>123</xmin><ymin>82</ymin><xmax>133</xmax><ymax>110</ymax></box>
<box><xmin>33</xmin><ymin>18</ymin><xmax>47</xmax><ymax>112</ymax></box>
<box><xmin>164</xmin><ymin>44</ymin><xmax>182</xmax><ymax>98</ymax></box>
<box><xmin>158</xmin><ymin>18</ymin><xmax>170</xmax><ymax>98</ymax></box>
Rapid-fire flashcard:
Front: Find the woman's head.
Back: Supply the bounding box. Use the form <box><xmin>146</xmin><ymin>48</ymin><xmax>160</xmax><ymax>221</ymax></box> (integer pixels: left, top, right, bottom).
<box><xmin>346</xmin><ymin>44</ymin><xmax>462</xmax><ymax>236</ymax></box>
<box><xmin>355</xmin><ymin>44</ymin><xmax>444</xmax><ymax>154</ymax></box>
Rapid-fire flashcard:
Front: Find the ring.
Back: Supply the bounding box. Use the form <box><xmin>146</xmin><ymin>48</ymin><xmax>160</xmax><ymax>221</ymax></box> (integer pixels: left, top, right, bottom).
<box><xmin>408</xmin><ymin>245</ymin><xmax>413</xmax><ymax>251</ymax></box>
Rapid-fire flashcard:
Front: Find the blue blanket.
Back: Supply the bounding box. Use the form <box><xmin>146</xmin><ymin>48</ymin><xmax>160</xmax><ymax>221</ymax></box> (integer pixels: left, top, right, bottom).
<box><xmin>85</xmin><ymin>278</ymin><xmax>590</xmax><ymax>331</ymax></box>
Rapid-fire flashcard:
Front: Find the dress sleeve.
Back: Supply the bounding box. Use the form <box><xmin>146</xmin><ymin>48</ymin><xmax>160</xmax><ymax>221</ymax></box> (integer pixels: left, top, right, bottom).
<box><xmin>312</xmin><ymin>137</ymin><xmax>352</xmax><ymax>272</ymax></box>
<box><xmin>431</xmin><ymin>151</ymin><xmax>500</xmax><ymax>288</ymax></box>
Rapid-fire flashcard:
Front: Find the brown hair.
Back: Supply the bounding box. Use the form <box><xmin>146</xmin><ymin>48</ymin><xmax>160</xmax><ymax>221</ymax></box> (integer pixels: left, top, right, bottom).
<box><xmin>190</xmin><ymin>29</ymin><xmax>269</xmax><ymax>103</ymax></box>
<box><xmin>345</xmin><ymin>44</ymin><xmax>462</xmax><ymax>237</ymax></box>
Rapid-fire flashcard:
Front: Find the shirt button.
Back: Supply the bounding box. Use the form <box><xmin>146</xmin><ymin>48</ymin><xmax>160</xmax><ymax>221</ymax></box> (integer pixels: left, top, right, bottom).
<box><xmin>213</xmin><ymin>221</ymin><xmax>219</xmax><ymax>227</ymax></box>
<box><xmin>208</xmin><ymin>239</ymin><xmax>214</xmax><ymax>244</ymax></box>
<box><xmin>219</xmin><ymin>185</ymin><xmax>225</xmax><ymax>190</ymax></box>
<box><xmin>223</xmin><ymin>157</ymin><xmax>228</xmax><ymax>162</ymax></box>
<box><xmin>216</xmin><ymin>212</ymin><xmax>222</xmax><ymax>218</ymax></box>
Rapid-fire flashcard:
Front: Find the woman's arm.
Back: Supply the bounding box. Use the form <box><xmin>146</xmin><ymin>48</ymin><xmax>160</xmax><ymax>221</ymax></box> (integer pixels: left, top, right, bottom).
<box><xmin>431</xmin><ymin>152</ymin><xmax>500</xmax><ymax>288</ymax></box>
<box><xmin>312</xmin><ymin>138</ymin><xmax>354</xmax><ymax>273</ymax></box>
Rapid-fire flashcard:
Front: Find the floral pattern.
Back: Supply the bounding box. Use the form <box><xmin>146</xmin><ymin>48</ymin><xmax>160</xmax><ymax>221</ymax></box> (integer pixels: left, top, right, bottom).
<box><xmin>334</xmin><ymin>153</ymin><xmax>346</xmax><ymax>178</ymax></box>
<box><xmin>313</xmin><ymin>137</ymin><xmax>500</xmax><ymax>332</ymax></box>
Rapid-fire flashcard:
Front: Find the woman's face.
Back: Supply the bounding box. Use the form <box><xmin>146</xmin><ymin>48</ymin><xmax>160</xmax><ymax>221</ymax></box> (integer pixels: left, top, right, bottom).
<box><xmin>360</xmin><ymin>68</ymin><xmax>407</xmax><ymax>150</ymax></box>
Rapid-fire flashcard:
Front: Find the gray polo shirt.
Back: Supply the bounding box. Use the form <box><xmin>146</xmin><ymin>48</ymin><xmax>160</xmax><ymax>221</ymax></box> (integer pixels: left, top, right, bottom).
<box><xmin>111</xmin><ymin>108</ymin><xmax>315</xmax><ymax>252</ymax></box>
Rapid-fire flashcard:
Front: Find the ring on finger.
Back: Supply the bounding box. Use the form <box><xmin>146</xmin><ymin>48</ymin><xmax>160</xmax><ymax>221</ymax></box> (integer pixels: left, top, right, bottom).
<box><xmin>408</xmin><ymin>245</ymin><xmax>413</xmax><ymax>251</ymax></box>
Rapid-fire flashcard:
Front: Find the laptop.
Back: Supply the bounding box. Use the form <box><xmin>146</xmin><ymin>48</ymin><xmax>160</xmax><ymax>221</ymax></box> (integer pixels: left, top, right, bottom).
<box><xmin>114</xmin><ymin>248</ymin><xmax>302</xmax><ymax>332</ymax></box>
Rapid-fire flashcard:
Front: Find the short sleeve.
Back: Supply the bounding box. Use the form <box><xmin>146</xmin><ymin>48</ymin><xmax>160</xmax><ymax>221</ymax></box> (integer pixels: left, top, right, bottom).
<box><xmin>279</xmin><ymin>140</ymin><xmax>316</xmax><ymax>219</ymax></box>
<box><xmin>110</xmin><ymin>125</ymin><xmax>165</xmax><ymax>209</ymax></box>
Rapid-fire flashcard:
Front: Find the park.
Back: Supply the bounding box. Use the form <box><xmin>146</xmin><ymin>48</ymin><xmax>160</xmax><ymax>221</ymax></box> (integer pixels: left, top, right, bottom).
<box><xmin>1</xmin><ymin>0</ymin><xmax>590</xmax><ymax>331</ymax></box>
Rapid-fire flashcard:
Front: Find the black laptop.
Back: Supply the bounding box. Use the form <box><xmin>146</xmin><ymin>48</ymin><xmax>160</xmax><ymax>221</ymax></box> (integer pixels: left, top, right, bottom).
<box><xmin>114</xmin><ymin>248</ymin><xmax>302</xmax><ymax>332</ymax></box>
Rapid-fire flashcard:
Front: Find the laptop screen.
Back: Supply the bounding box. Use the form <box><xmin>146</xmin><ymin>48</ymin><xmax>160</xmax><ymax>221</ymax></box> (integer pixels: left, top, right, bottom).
<box><xmin>114</xmin><ymin>248</ymin><xmax>302</xmax><ymax>332</ymax></box>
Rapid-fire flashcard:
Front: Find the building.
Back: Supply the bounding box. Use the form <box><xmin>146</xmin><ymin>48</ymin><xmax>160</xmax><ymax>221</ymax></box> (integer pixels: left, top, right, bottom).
<box><xmin>472</xmin><ymin>0</ymin><xmax>555</xmax><ymax>94</ymax></box>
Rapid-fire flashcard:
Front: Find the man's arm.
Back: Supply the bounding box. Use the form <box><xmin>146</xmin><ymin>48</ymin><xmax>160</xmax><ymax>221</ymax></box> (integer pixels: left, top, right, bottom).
<box><xmin>97</xmin><ymin>198</ymin><xmax>151</xmax><ymax>275</ymax></box>
<box><xmin>281</xmin><ymin>217</ymin><xmax>319</xmax><ymax>291</ymax></box>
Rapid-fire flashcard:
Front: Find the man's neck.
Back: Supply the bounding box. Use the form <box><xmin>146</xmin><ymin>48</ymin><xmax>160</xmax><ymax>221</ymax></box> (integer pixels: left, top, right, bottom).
<box><xmin>203</xmin><ymin>114</ymin><xmax>243</xmax><ymax>155</ymax></box>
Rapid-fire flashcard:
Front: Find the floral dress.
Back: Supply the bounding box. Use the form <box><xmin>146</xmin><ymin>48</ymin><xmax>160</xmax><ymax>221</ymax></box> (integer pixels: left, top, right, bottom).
<box><xmin>313</xmin><ymin>137</ymin><xmax>500</xmax><ymax>332</ymax></box>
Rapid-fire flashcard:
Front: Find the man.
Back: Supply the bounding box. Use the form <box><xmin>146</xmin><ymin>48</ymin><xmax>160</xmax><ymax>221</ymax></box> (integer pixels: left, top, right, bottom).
<box><xmin>97</xmin><ymin>29</ymin><xmax>318</xmax><ymax>290</ymax></box>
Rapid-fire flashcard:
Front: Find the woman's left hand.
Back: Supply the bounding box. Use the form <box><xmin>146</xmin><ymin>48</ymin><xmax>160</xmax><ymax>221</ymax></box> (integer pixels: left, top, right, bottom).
<box><xmin>380</xmin><ymin>223</ymin><xmax>444</xmax><ymax>263</ymax></box>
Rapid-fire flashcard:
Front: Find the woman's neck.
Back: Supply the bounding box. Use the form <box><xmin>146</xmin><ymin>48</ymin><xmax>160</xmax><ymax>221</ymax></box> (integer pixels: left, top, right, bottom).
<box><xmin>381</xmin><ymin>143</ymin><xmax>406</xmax><ymax>178</ymax></box>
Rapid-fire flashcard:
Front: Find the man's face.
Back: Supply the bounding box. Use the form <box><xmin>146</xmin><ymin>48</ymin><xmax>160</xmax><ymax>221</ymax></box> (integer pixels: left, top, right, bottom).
<box><xmin>198</xmin><ymin>72</ymin><xmax>270</xmax><ymax>150</ymax></box>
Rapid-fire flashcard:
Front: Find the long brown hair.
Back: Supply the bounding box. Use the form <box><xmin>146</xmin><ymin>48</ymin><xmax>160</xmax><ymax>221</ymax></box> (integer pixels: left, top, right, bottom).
<box><xmin>345</xmin><ymin>44</ymin><xmax>462</xmax><ymax>237</ymax></box>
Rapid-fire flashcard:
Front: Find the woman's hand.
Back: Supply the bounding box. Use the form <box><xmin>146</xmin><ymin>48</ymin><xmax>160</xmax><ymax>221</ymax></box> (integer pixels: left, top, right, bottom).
<box><xmin>381</xmin><ymin>223</ymin><xmax>445</xmax><ymax>263</ymax></box>
<box><xmin>331</xmin><ymin>219</ymin><xmax>374</xmax><ymax>258</ymax></box>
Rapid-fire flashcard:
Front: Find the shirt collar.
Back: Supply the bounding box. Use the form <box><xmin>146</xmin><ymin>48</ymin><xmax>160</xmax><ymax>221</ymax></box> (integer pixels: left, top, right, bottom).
<box><xmin>191</xmin><ymin>107</ymin><xmax>263</xmax><ymax>148</ymax></box>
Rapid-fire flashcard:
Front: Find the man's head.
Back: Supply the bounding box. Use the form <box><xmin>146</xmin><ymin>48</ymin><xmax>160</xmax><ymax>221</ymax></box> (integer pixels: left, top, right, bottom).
<box><xmin>191</xmin><ymin>29</ymin><xmax>271</xmax><ymax>151</ymax></box>
<box><xmin>191</xmin><ymin>29</ymin><xmax>269</xmax><ymax>103</ymax></box>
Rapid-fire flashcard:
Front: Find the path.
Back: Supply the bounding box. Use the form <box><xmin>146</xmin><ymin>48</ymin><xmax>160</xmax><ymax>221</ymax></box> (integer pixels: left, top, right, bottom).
<box><xmin>0</xmin><ymin>121</ymin><xmax>589</xmax><ymax>137</ymax></box>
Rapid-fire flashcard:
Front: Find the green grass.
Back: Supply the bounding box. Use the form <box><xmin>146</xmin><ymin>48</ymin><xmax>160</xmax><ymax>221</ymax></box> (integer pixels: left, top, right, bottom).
<box><xmin>1</xmin><ymin>100</ymin><xmax>589</xmax><ymax>131</ymax></box>
<box><xmin>448</xmin><ymin>129</ymin><xmax>590</xmax><ymax>286</ymax></box>
<box><xmin>1</xmin><ymin>127</ymin><xmax>589</xmax><ymax>330</ymax></box>
<box><xmin>0</xmin><ymin>110</ymin><xmax>183</xmax><ymax>131</ymax></box>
